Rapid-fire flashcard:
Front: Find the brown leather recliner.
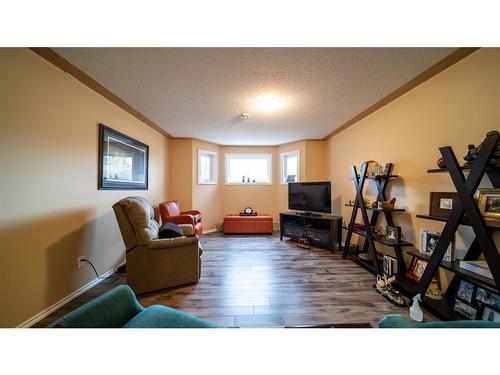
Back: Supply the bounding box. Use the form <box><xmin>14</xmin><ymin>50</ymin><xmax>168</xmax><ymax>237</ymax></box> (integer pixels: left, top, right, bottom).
<box><xmin>159</xmin><ymin>200</ymin><xmax>203</xmax><ymax>237</ymax></box>
<box><xmin>113</xmin><ymin>197</ymin><xmax>202</xmax><ymax>294</ymax></box>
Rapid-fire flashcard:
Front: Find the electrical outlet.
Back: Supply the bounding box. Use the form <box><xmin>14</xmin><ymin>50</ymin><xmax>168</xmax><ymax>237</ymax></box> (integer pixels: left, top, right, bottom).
<box><xmin>77</xmin><ymin>256</ymin><xmax>86</xmax><ymax>269</ymax></box>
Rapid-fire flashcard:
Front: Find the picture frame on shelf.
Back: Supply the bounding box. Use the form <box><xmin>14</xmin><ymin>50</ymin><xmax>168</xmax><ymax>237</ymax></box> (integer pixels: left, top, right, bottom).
<box><xmin>475</xmin><ymin>288</ymin><xmax>500</xmax><ymax>310</ymax></box>
<box><xmin>419</xmin><ymin>229</ymin><xmax>455</xmax><ymax>262</ymax></box>
<box><xmin>456</xmin><ymin>280</ymin><xmax>475</xmax><ymax>303</ymax></box>
<box><xmin>385</xmin><ymin>225</ymin><xmax>401</xmax><ymax>243</ymax></box>
<box><xmin>429</xmin><ymin>192</ymin><xmax>459</xmax><ymax>218</ymax></box>
<box><xmin>481</xmin><ymin>306</ymin><xmax>500</xmax><ymax>322</ymax></box>
<box><xmin>452</xmin><ymin>298</ymin><xmax>478</xmax><ymax>320</ymax></box>
<box><xmin>406</xmin><ymin>257</ymin><xmax>428</xmax><ymax>282</ymax></box>
<box><xmin>477</xmin><ymin>188</ymin><xmax>500</xmax><ymax>226</ymax></box>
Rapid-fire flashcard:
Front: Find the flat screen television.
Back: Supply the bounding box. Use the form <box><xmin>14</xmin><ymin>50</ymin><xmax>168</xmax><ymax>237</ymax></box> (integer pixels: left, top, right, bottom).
<box><xmin>288</xmin><ymin>181</ymin><xmax>331</xmax><ymax>214</ymax></box>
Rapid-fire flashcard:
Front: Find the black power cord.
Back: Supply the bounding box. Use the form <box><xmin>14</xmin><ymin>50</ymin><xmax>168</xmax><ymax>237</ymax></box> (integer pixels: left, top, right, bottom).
<box><xmin>80</xmin><ymin>258</ymin><xmax>124</xmax><ymax>280</ymax></box>
<box><xmin>81</xmin><ymin>258</ymin><xmax>101</xmax><ymax>279</ymax></box>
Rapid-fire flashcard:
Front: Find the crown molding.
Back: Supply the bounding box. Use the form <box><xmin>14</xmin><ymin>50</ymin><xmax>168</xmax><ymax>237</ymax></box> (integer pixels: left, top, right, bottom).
<box><xmin>29</xmin><ymin>47</ymin><xmax>173</xmax><ymax>139</ymax></box>
<box><xmin>322</xmin><ymin>47</ymin><xmax>480</xmax><ymax>140</ymax></box>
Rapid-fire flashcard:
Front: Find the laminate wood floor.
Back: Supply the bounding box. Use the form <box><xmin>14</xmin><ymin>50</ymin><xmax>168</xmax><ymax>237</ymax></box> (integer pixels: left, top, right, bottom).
<box><xmin>34</xmin><ymin>232</ymin><xmax>437</xmax><ymax>327</ymax></box>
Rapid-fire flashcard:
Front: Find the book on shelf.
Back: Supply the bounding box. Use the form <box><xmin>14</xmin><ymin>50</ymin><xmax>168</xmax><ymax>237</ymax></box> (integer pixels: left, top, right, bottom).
<box><xmin>459</xmin><ymin>260</ymin><xmax>493</xmax><ymax>279</ymax></box>
<box><xmin>383</xmin><ymin>255</ymin><xmax>398</xmax><ymax>276</ymax></box>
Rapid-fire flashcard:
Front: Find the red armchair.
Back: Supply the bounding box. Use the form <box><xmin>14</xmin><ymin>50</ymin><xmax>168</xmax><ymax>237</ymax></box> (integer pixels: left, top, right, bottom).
<box><xmin>159</xmin><ymin>200</ymin><xmax>203</xmax><ymax>237</ymax></box>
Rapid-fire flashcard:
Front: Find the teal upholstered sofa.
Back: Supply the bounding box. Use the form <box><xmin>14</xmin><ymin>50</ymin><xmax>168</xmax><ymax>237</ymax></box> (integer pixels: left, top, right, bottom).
<box><xmin>378</xmin><ymin>314</ymin><xmax>500</xmax><ymax>328</ymax></box>
<box><xmin>48</xmin><ymin>285</ymin><xmax>217</xmax><ymax>328</ymax></box>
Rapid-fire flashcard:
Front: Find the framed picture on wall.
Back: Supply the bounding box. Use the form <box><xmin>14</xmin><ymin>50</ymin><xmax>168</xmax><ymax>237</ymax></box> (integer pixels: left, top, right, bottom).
<box><xmin>98</xmin><ymin>124</ymin><xmax>149</xmax><ymax>190</ymax></box>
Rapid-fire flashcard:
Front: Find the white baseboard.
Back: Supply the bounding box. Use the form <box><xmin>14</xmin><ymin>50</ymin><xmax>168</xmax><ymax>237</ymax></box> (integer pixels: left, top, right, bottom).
<box><xmin>17</xmin><ymin>263</ymin><xmax>124</xmax><ymax>328</ymax></box>
<box><xmin>203</xmin><ymin>228</ymin><xmax>218</xmax><ymax>234</ymax></box>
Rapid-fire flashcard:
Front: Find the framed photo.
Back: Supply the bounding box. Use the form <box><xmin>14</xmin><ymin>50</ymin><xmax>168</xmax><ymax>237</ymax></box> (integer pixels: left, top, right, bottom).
<box><xmin>481</xmin><ymin>306</ymin><xmax>500</xmax><ymax>323</ymax></box>
<box><xmin>385</xmin><ymin>225</ymin><xmax>401</xmax><ymax>243</ymax></box>
<box><xmin>407</xmin><ymin>257</ymin><xmax>428</xmax><ymax>282</ymax></box>
<box><xmin>98</xmin><ymin>124</ymin><xmax>149</xmax><ymax>190</ymax></box>
<box><xmin>477</xmin><ymin>188</ymin><xmax>500</xmax><ymax>225</ymax></box>
<box><xmin>429</xmin><ymin>192</ymin><xmax>459</xmax><ymax>218</ymax></box>
<box><xmin>419</xmin><ymin>229</ymin><xmax>455</xmax><ymax>262</ymax></box>
<box><xmin>475</xmin><ymin>287</ymin><xmax>500</xmax><ymax>310</ymax></box>
<box><xmin>453</xmin><ymin>298</ymin><xmax>478</xmax><ymax>320</ymax></box>
<box><xmin>456</xmin><ymin>280</ymin><xmax>475</xmax><ymax>303</ymax></box>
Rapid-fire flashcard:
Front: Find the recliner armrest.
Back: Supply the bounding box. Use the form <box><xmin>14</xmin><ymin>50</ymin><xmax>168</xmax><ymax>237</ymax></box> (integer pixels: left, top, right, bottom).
<box><xmin>178</xmin><ymin>224</ymin><xmax>194</xmax><ymax>236</ymax></box>
<box><xmin>181</xmin><ymin>210</ymin><xmax>202</xmax><ymax>217</ymax></box>
<box><xmin>147</xmin><ymin>236</ymin><xmax>199</xmax><ymax>249</ymax></box>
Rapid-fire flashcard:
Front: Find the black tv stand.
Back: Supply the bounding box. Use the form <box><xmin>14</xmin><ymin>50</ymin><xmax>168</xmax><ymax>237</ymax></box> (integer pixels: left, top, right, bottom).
<box><xmin>280</xmin><ymin>211</ymin><xmax>342</xmax><ymax>252</ymax></box>
<box><xmin>295</xmin><ymin>211</ymin><xmax>321</xmax><ymax>217</ymax></box>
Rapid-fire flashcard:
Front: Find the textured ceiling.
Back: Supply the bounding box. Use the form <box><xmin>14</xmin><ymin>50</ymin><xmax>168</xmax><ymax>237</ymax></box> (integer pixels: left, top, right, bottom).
<box><xmin>55</xmin><ymin>48</ymin><xmax>455</xmax><ymax>145</ymax></box>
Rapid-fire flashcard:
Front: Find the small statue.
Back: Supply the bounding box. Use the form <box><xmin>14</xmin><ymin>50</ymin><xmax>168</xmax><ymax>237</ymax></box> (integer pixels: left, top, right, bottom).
<box><xmin>242</xmin><ymin>176</ymin><xmax>245</xmax><ymax>183</ymax></box>
<box><xmin>463</xmin><ymin>130</ymin><xmax>500</xmax><ymax>167</ymax></box>
<box><xmin>247</xmin><ymin>177</ymin><xmax>250</xmax><ymax>183</ymax></box>
<box><xmin>436</xmin><ymin>157</ymin><xmax>446</xmax><ymax>169</ymax></box>
<box><xmin>425</xmin><ymin>278</ymin><xmax>443</xmax><ymax>301</ymax></box>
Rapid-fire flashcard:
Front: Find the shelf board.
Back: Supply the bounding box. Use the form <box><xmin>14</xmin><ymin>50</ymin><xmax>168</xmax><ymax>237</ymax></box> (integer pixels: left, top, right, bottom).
<box><xmin>416</xmin><ymin>214</ymin><xmax>499</xmax><ymax>230</ymax></box>
<box><xmin>346</xmin><ymin>253</ymin><xmax>380</xmax><ymax>275</ymax></box>
<box><xmin>406</xmin><ymin>250</ymin><xmax>497</xmax><ymax>290</ymax></box>
<box><xmin>345</xmin><ymin>204</ymin><xmax>406</xmax><ymax>212</ymax></box>
<box><xmin>342</xmin><ymin>225</ymin><xmax>413</xmax><ymax>247</ymax></box>
<box><xmin>350</xmin><ymin>174</ymin><xmax>399</xmax><ymax>180</ymax></box>
<box><xmin>427</xmin><ymin>165</ymin><xmax>499</xmax><ymax>174</ymax></box>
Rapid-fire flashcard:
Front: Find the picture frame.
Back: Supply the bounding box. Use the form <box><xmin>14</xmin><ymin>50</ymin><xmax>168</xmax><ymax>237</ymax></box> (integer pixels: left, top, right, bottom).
<box><xmin>481</xmin><ymin>306</ymin><xmax>500</xmax><ymax>323</ymax></box>
<box><xmin>419</xmin><ymin>229</ymin><xmax>455</xmax><ymax>262</ymax></box>
<box><xmin>453</xmin><ymin>298</ymin><xmax>478</xmax><ymax>320</ymax></box>
<box><xmin>477</xmin><ymin>188</ymin><xmax>500</xmax><ymax>225</ymax></box>
<box><xmin>456</xmin><ymin>280</ymin><xmax>475</xmax><ymax>303</ymax></box>
<box><xmin>385</xmin><ymin>225</ymin><xmax>401</xmax><ymax>243</ymax></box>
<box><xmin>406</xmin><ymin>257</ymin><xmax>428</xmax><ymax>282</ymax></box>
<box><xmin>429</xmin><ymin>192</ymin><xmax>459</xmax><ymax>218</ymax></box>
<box><xmin>475</xmin><ymin>287</ymin><xmax>500</xmax><ymax>310</ymax></box>
<box><xmin>98</xmin><ymin>124</ymin><xmax>149</xmax><ymax>190</ymax></box>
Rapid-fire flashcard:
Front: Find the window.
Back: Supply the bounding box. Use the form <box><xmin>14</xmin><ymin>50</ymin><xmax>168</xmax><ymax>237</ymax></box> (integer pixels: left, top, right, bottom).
<box><xmin>198</xmin><ymin>149</ymin><xmax>217</xmax><ymax>184</ymax></box>
<box><xmin>281</xmin><ymin>150</ymin><xmax>300</xmax><ymax>184</ymax></box>
<box><xmin>225</xmin><ymin>153</ymin><xmax>272</xmax><ymax>185</ymax></box>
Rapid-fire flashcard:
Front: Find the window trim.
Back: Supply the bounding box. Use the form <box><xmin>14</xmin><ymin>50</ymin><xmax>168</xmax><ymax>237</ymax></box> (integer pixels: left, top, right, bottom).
<box><xmin>224</xmin><ymin>153</ymin><xmax>273</xmax><ymax>185</ymax></box>
<box><xmin>197</xmin><ymin>149</ymin><xmax>217</xmax><ymax>185</ymax></box>
<box><xmin>280</xmin><ymin>150</ymin><xmax>300</xmax><ymax>185</ymax></box>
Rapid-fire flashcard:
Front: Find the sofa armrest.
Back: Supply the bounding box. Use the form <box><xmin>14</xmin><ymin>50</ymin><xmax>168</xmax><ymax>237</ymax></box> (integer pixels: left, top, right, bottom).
<box><xmin>181</xmin><ymin>210</ymin><xmax>201</xmax><ymax>217</ymax></box>
<box><xmin>147</xmin><ymin>236</ymin><xmax>199</xmax><ymax>249</ymax></box>
<box><xmin>48</xmin><ymin>285</ymin><xmax>144</xmax><ymax>328</ymax></box>
<box><xmin>163</xmin><ymin>214</ymin><xmax>195</xmax><ymax>226</ymax></box>
<box><xmin>178</xmin><ymin>224</ymin><xmax>194</xmax><ymax>236</ymax></box>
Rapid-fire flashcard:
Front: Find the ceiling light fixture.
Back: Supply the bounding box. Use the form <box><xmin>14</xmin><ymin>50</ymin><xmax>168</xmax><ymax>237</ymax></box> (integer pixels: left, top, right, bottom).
<box><xmin>239</xmin><ymin>113</ymin><xmax>252</xmax><ymax>120</ymax></box>
<box><xmin>256</xmin><ymin>94</ymin><xmax>282</xmax><ymax>112</ymax></box>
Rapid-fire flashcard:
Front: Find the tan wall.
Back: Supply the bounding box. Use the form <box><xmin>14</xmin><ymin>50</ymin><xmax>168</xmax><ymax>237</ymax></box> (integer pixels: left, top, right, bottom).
<box><xmin>169</xmin><ymin>139</ymin><xmax>193</xmax><ymax>210</ymax></box>
<box><xmin>305</xmin><ymin>140</ymin><xmax>327</xmax><ymax>181</ymax></box>
<box><xmin>325</xmin><ymin>48</ymin><xmax>500</xmax><ymax>288</ymax></box>
<box><xmin>0</xmin><ymin>48</ymin><xmax>170</xmax><ymax>327</ymax></box>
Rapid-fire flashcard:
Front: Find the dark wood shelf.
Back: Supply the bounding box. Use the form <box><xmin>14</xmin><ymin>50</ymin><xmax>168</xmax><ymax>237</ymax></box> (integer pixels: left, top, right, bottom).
<box><xmin>351</xmin><ymin>175</ymin><xmax>399</xmax><ymax>180</ymax></box>
<box><xmin>427</xmin><ymin>165</ymin><xmax>499</xmax><ymax>174</ymax></box>
<box><xmin>342</xmin><ymin>225</ymin><xmax>413</xmax><ymax>247</ymax></box>
<box><xmin>407</xmin><ymin>250</ymin><xmax>497</xmax><ymax>290</ymax></box>
<box><xmin>345</xmin><ymin>204</ymin><xmax>406</xmax><ymax>212</ymax></box>
<box><xmin>416</xmin><ymin>214</ymin><xmax>499</xmax><ymax>230</ymax></box>
<box><xmin>347</xmin><ymin>253</ymin><xmax>380</xmax><ymax>275</ymax></box>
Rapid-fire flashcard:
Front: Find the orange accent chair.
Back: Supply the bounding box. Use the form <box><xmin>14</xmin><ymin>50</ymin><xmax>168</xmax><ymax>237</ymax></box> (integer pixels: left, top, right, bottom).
<box><xmin>159</xmin><ymin>201</ymin><xmax>203</xmax><ymax>237</ymax></box>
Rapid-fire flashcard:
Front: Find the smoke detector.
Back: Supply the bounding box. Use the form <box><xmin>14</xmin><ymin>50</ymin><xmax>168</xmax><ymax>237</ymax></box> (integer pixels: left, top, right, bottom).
<box><xmin>239</xmin><ymin>113</ymin><xmax>252</xmax><ymax>120</ymax></box>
